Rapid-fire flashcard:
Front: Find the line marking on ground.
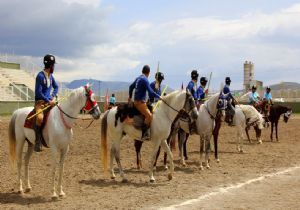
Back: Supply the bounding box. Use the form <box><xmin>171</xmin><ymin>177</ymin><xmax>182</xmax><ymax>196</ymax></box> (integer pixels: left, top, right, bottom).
<box><xmin>160</xmin><ymin>165</ymin><xmax>300</xmax><ymax>210</ymax></box>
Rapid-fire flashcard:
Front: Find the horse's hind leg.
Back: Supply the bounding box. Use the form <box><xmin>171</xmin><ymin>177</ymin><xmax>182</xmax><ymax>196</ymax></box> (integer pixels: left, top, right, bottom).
<box><xmin>50</xmin><ymin>147</ymin><xmax>59</xmax><ymax>199</ymax></box>
<box><xmin>245</xmin><ymin>127</ymin><xmax>251</xmax><ymax>143</ymax></box>
<box><xmin>24</xmin><ymin>142</ymin><xmax>34</xmax><ymax>192</ymax></box>
<box><xmin>58</xmin><ymin>146</ymin><xmax>69</xmax><ymax>197</ymax></box>
<box><xmin>114</xmin><ymin>143</ymin><xmax>127</xmax><ymax>182</ymax></box>
<box><xmin>160</xmin><ymin>140</ymin><xmax>174</xmax><ymax>181</ymax></box>
<box><xmin>134</xmin><ymin>140</ymin><xmax>143</xmax><ymax>169</ymax></box>
<box><xmin>16</xmin><ymin>138</ymin><xmax>25</xmax><ymax>194</ymax></box>
<box><xmin>110</xmin><ymin>144</ymin><xmax>116</xmax><ymax>179</ymax></box>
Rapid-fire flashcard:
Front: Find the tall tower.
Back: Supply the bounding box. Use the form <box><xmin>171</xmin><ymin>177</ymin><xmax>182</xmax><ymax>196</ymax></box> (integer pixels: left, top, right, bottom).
<box><xmin>243</xmin><ymin>61</ymin><xmax>254</xmax><ymax>92</ymax></box>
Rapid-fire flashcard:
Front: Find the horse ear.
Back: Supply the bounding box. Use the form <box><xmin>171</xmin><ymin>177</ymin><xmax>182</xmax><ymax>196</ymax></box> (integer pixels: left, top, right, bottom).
<box><xmin>186</xmin><ymin>88</ymin><xmax>190</xmax><ymax>94</ymax></box>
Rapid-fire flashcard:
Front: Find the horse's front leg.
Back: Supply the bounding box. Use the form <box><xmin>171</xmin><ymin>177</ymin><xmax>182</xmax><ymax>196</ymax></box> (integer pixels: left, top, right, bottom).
<box><xmin>149</xmin><ymin>141</ymin><xmax>161</xmax><ymax>183</ymax></box>
<box><xmin>275</xmin><ymin>121</ymin><xmax>279</xmax><ymax>141</ymax></box>
<box><xmin>160</xmin><ymin>140</ymin><xmax>174</xmax><ymax>181</ymax></box>
<box><xmin>199</xmin><ymin>137</ymin><xmax>204</xmax><ymax>170</ymax></box>
<box><xmin>270</xmin><ymin>122</ymin><xmax>274</xmax><ymax>141</ymax></box>
<box><xmin>24</xmin><ymin>143</ymin><xmax>34</xmax><ymax>193</ymax></box>
<box><xmin>58</xmin><ymin>146</ymin><xmax>69</xmax><ymax>198</ymax></box>
<box><xmin>205</xmin><ymin>136</ymin><xmax>211</xmax><ymax>169</ymax></box>
<box><xmin>245</xmin><ymin>127</ymin><xmax>251</xmax><ymax>143</ymax></box>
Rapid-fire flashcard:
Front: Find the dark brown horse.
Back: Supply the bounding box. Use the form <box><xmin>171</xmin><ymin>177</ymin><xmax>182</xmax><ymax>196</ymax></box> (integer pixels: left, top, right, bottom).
<box><xmin>269</xmin><ymin>104</ymin><xmax>292</xmax><ymax>141</ymax></box>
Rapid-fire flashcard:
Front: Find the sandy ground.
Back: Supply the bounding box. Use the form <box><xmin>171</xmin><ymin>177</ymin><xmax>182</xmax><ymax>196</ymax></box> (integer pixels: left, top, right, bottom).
<box><xmin>0</xmin><ymin>114</ymin><xmax>300</xmax><ymax>209</ymax></box>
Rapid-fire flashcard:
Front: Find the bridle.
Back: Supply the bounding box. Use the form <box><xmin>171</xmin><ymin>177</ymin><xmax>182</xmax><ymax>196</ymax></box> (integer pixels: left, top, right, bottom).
<box><xmin>160</xmin><ymin>91</ymin><xmax>197</xmax><ymax>122</ymax></box>
<box><xmin>57</xmin><ymin>86</ymin><xmax>99</xmax><ymax>129</ymax></box>
<box><xmin>205</xmin><ymin>92</ymin><xmax>226</xmax><ymax>120</ymax></box>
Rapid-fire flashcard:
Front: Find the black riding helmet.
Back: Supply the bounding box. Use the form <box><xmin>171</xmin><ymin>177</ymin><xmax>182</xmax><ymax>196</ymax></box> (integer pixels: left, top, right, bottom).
<box><xmin>266</xmin><ymin>86</ymin><xmax>271</xmax><ymax>91</ymax></box>
<box><xmin>44</xmin><ymin>54</ymin><xmax>56</xmax><ymax>68</ymax></box>
<box><xmin>191</xmin><ymin>70</ymin><xmax>199</xmax><ymax>80</ymax></box>
<box><xmin>200</xmin><ymin>77</ymin><xmax>208</xmax><ymax>86</ymax></box>
<box><xmin>225</xmin><ymin>77</ymin><xmax>231</xmax><ymax>85</ymax></box>
<box><xmin>155</xmin><ymin>72</ymin><xmax>165</xmax><ymax>82</ymax></box>
<box><xmin>252</xmin><ymin>85</ymin><xmax>257</xmax><ymax>90</ymax></box>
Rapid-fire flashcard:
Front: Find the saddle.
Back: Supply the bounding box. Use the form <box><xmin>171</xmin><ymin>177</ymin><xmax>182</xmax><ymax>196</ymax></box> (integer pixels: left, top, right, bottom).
<box><xmin>114</xmin><ymin>102</ymin><xmax>153</xmax><ymax>129</ymax></box>
<box><xmin>24</xmin><ymin>108</ymin><xmax>52</xmax><ymax>147</ymax></box>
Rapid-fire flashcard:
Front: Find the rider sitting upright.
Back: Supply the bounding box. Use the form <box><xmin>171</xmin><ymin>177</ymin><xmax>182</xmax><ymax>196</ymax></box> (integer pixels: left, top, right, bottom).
<box><xmin>187</xmin><ymin>70</ymin><xmax>199</xmax><ymax>103</ymax></box>
<box><xmin>263</xmin><ymin>86</ymin><xmax>273</xmax><ymax>105</ymax></box>
<box><xmin>149</xmin><ymin>72</ymin><xmax>164</xmax><ymax>103</ymax></box>
<box><xmin>249</xmin><ymin>85</ymin><xmax>261</xmax><ymax>107</ymax></box>
<box><xmin>197</xmin><ymin>77</ymin><xmax>208</xmax><ymax>105</ymax></box>
<box><xmin>129</xmin><ymin>65</ymin><xmax>161</xmax><ymax>141</ymax></box>
<box><xmin>34</xmin><ymin>54</ymin><xmax>58</xmax><ymax>152</ymax></box>
<box><xmin>223</xmin><ymin>77</ymin><xmax>235</xmax><ymax>126</ymax></box>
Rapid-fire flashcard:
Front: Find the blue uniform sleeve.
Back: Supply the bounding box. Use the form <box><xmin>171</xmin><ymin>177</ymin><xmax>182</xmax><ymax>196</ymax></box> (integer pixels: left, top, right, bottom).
<box><xmin>129</xmin><ymin>78</ymin><xmax>137</xmax><ymax>98</ymax></box>
<box><xmin>197</xmin><ymin>87</ymin><xmax>205</xmax><ymax>100</ymax></box>
<box><xmin>35</xmin><ymin>73</ymin><xmax>50</xmax><ymax>102</ymax></box>
<box><xmin>51</xmin><ymin>76</ymin><xmax>58</xmax><ymax>99</ymax></box>
<box><xmin>187</xmin><ymin>81</ymin><xmax>197</xmax><ymax>99</ymax></box>
<box><xmin>146</xmin><ymin>80</ymin><xmax>160</xmax><ymax>98</ymax></box>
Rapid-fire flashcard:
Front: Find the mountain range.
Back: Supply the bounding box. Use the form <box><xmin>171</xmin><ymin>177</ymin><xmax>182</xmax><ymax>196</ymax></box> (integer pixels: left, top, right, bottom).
<box><xmin>62</xmin><ymin>79</ymin><xmax>300</xmax><ymax>96</ymax></box>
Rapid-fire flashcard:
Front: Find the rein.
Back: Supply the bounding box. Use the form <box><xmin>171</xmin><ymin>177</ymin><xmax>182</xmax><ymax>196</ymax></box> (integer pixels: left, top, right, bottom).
<box><xmin>57</xmin><ymin>105</ymin><xmax>96</xmax><ymax>129</ymax></box>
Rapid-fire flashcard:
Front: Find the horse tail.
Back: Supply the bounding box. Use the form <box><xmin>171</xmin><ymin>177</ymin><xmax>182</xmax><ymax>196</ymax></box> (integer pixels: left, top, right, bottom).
<box><xmin>101</xmin><ymin>110</ymin><xmax>109</xmax><ymax>172</ymax></box>
<box><xmin>8</xmin><ymin>111</ymin><xmax>17</xmax><ymax>166</ymax></box>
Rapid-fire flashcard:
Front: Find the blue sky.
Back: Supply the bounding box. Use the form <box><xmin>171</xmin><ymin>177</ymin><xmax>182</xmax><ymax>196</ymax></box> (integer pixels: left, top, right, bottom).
<box><xmin>1</xmin><ymin>0</ymin><xmax>300</xmax><ymax>90</ymax></box>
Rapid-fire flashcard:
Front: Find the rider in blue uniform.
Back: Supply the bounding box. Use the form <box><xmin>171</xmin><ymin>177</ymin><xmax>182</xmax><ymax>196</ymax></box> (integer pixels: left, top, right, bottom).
<box><xmin>263</xmin><ymin>86</ymin><xmax>273</xmax><ymax>105</ymax></box>
<box><xmin>187</xmin><ymin>70</ymin><xmax>199</xmax><ymax>101</ymax></box>
<box><xmin>34</xmin><ymin>54</ymin><xmax>58</xmax><ymax>152</ymax></box>
<box><xmin>149</xmin><ymin>72</ymin><xmax>164</xmax><ymax>103</ymax></box>
<box><xmin>196</xmin><ymin>77</ymin><xmax>208</xmax><ymax>105</ymax></box>
<box><xmin>223</xmin><ymin>77</ymin><xmax>235</xmax><ymax>126</ymax></box>
<box><xmin>129</xmin><ymin>65</ymin><xmax>161</xmax><ymax>140</ymax></box>
<box><xmin>249</xmin><ymin>85</ymin><xmax>261</xmax><ymax>106</ymax></box>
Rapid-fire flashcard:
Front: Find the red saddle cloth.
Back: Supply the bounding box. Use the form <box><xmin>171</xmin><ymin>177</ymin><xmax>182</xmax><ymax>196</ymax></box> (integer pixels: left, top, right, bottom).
<box><xmin>24</xmin><ymin>109</ymin><xmax>51</xmax><ymax>129</ymax></box>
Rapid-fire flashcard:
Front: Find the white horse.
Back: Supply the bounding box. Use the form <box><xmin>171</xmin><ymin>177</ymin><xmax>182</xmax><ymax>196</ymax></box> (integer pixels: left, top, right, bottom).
<box><xmin>8</xmin><ymin>84</ymin><xmax>100</xmax><ymax>199</ymax></box>
<box><xmin>176</xmin><ymin>92</ymin><xmax>227</xmax><ymax>169</ymax></box>
<box><xmin>234</xmin><ymin>104</ymin><xmax>266</xmax><ymax>153</ymax></box>
<box><xmin>100</xmin><ymin>90</ymin><xmax>198</xmax><ymax>182</ymax></box>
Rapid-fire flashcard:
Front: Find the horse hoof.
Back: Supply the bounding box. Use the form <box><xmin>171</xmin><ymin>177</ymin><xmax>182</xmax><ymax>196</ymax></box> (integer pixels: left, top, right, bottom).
<box><xmin>111</xmin><ymin>176</ymin><xmax>116</xmax><ymax>180</ymax></box>
<box><xmin>59</xmin><ymin>191</ymin><xmax>66</xmax><ymax>198</ymax></box>
<box><xmin>121</xmin><ymin>178</ymin><xmax>128</xmax><ymax>183</ymax></box>
<box><xmin>51</xmin><ymin>195</ymin><xmax>59</xmax><ymax>201</ymax></box>
<box><xmin>200</xmin><ymin>166</ymin><xmax>204</xmax><ymax>170</ymax></box>
<box><xmin>216</xmin><ymin>159</ymin><xmax>220</xmax><ymax>163</ymax></box>
<box><xmin>167</xmin><ymin>173</ymin><xmax>173</xmax><ymax>181</ymax></box>
<box><xmin>206</xmin><ymin>165</ymin><xmax>210</xmax><ymax>169</ymax></box>
<box><xmin>150</xmin><ymin>178</ymin><xmax>155</xmax><ymax>183</ymax></box>
<box><xmin>25</xmin><ymin>188</ymin><xmax>31</xmax><ymax>193</ymax></box>
<box><xmin>18</xmin><ymin>190</ymin><xmax>24</xmax><ymax>194</ymax></box>
<box><xmin>164</xmin><ymin>165</ymin><xmax>168</xmax><ymax>170</ymax></box>
<box><xmin>258</xmin><ymin>141</ymin><xmax>262</xmax><ymax>144</ymax></box>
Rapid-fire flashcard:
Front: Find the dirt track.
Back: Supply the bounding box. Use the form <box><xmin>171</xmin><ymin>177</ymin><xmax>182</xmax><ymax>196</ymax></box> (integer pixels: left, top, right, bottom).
<box><xmin>0</xmin><ymin>114</ymin><xmax>300</xmax><ymax>209</ymax></box>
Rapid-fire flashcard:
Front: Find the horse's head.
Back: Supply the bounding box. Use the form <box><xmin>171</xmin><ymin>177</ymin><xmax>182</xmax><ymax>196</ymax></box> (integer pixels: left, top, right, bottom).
<box><xmin>217</xmin><ymin>93</ymin><xmax>229</xmax><ymax>121</ymax></box>
<box><xmin>183</xmin><ymin>89</ymin><xmax>198</xmax><ymax>120</ymax></box>
<box><xmin>82</xmin><ymin>84</ymin><xmax>101</xmax><ymax>119</ymax></box>
<box><xmin>283</xmin><ymin>108</ymin><xmax>292</xmax><ymax>123</ymax></box>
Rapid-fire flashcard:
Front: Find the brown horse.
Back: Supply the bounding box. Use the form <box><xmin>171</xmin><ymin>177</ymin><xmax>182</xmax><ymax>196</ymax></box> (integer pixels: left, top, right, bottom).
<box><xmin>269</xmin><ymin>104</ymin><xmax>292</xmax><ymax>141</ymax></box>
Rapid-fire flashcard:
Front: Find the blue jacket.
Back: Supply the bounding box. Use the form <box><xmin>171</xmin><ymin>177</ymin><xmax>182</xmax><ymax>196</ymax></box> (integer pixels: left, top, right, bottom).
<box><xmin>149</xmin><ymin>81</ymin><xmax>161</xmax><ymax>102</ymax></box>
<box><xmin>187</xmin><ymin>80</ymin><xmax>197</xmax><ymax>100</ymax></box>
<box><xmin>263</xmin><ymin>92</ymin><xmax>272</xmax><ymax>100</ymax></box>
<box><xmin>129</xmin><ymin>74</ymin><xmax>160</xmax><ymax>102</ymax></box>
<box><xmin>197</xmin><ymin>86</ymin><xmax>206</xmax><ymax>101</ymax></box>
<box><xmin>223</xmin><ymin>84</ymin><xmax>233</xmax><ymax>99</ymax></box>
<box><xmin>35</xmin><ymin>71</ymin><xmax>58</xmax><ymax>102</ymax></box>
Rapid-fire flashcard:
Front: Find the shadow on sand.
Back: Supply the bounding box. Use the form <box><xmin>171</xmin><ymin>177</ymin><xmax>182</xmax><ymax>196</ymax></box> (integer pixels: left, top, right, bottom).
<box><xmin>0</xmin><ymin>192</ymin><xmax>51</xmax><ymax>205</ymax></box>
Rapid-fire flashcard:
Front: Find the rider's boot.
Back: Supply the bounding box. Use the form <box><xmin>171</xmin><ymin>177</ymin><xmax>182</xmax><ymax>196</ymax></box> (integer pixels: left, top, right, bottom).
<box><xmin>34</xmin><ymin>125</ymin><xmax>42</xmax><ymax>152</ymax></box>
<box><xmin>141</xmin><ymin>124</ymin><xmax>150</xmax><ymax>141</ymax></box>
